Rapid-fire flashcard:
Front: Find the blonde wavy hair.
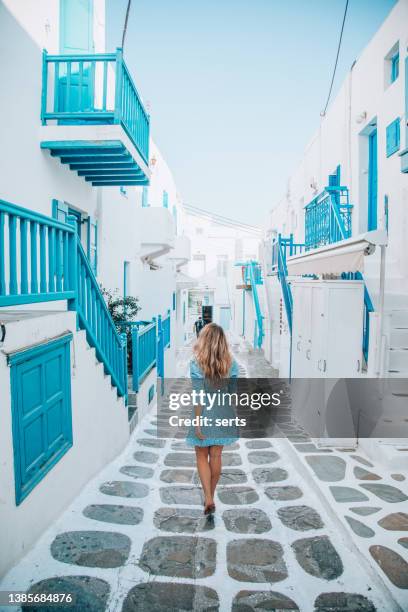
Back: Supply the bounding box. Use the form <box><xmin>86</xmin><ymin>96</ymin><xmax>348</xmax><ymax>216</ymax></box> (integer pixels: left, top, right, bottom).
<box><xmin>193</xmin><ymin>323</ymin><xmax>232</xmax><ymax>380</ymax></box>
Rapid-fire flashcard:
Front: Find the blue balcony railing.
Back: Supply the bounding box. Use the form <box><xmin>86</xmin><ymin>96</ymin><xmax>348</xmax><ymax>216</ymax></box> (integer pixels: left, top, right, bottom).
<box><xmin>305</xmin><ymin>186</ymin><xmax>352</xmax><ymax>251</ymax></box>
<box><xmin>41</xmin><ymin>48</ymin><xmax>149</xmax><ymax>165</ymax></box>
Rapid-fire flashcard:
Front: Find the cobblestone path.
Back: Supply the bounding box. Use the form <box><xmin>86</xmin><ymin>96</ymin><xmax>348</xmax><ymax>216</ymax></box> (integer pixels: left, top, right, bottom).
<box><xmin>0</xmin><ymin>338</ymin><xmax>407</xmax><ymax>611</ymax></box>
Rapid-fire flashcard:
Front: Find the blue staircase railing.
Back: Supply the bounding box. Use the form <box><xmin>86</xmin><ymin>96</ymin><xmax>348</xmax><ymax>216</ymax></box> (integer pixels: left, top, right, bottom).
<box><xmin>162</xmin><ymin>309</ymin><xmax>171</xmax><ymax>348</ymax></box>
<box><xmin>243</xmin><ymin>261</ymin><xmax>264</xmax><ymax>349</ymax></box>
<box><xmin>131</xmin><ymin>320</ymin><xmax>157</xmax><ymax>392</ymax></box>
<box><xmin>341</xmin><ymin>272</ymin><xmax>374</xmax><ymax>364</ymax></box>
<box><xmin>41</xmin><ymin>48</ymin><xmax>150</xmax><ymax>164</ymax></box>
<box><xmin>305</xmin><ymin>186</ymin><xmax>352</xmax><ymax>250</ymax></box>
<box><xmin>271</xmin><ymin>234</ymin><xmax>305</xmax><ymax>335</ymax></box>
<box><xmin>0</xmin><ymin>199</ymin><xmax>127</xmax><ymax>398</ymax></box>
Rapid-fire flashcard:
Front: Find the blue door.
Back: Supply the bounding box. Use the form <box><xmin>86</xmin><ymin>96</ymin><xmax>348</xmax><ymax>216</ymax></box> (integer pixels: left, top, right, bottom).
<box><xmin>220</xmin><ymin>307</ymin><xmax>231</xmax><ymax>331</ymax></box>
<box><xmin>368</xmin><ymin>130</ymin><xmax>378</xmax><ymax>231</ymax></box>
<box><xmin>9</xmin><ymin>335</ymin><xmax>73</xmax><ymax>504</ymax></box>
<box><xmin>59</xmin><ymin>0</ymin><xmax>94</xmax><ymax>115</ymax></box>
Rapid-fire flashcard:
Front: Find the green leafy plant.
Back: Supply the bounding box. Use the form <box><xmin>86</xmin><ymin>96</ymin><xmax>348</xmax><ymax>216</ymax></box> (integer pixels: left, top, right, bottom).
<box><xmin>101</xmin><ymin>287</ymin><xmax>141</xmax><ymax>371</ymax></box>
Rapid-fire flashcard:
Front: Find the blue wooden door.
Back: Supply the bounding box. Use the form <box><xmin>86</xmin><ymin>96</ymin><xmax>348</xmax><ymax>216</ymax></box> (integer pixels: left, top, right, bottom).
<box><xmin>220</xmin><ymin>306</ymin><xmax>231</xmax><ymax>331</ymax></box>
<box><xmin>368</xmin><ymin>130</ymin><xmax>378</xmax><ymax>231</ymax></box>
<box><xmin>10</xmin><ymin>335</ymin><xmax>73</xmax><ymax>504</ymax></box>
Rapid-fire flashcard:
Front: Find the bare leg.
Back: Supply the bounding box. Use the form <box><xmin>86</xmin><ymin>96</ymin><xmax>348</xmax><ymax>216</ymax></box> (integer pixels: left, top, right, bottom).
<box><xmin>209</xmin><ymin>445</ymin><xmax>223</xmax><ymax>498</ymax></box>
<box><xmin>195</xmin><ymin>446</ymin><xmax>213</xmax><ymax>506</ymax></box>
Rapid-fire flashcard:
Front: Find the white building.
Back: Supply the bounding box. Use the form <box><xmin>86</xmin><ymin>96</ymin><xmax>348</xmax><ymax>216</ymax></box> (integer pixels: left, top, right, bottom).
<box><xmin>261</xmin><ymin>0</ymin><xmax>408</xmax><ymax>381</ymax></box>
<box><xmin>0</xmin><ymin>0</ymin><xmax>189</xmax><ymax>576</ymax></box>
<box><xmin>183</xmin><ymin>204</ymin><xmax>261</xmax><ymax>342</ymax></box>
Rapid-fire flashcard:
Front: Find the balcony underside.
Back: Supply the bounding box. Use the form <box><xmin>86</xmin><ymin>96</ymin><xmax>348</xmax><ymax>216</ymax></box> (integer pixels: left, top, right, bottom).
<box><xmin>41</xmin><ymin>139</ymin><xmax>149</xmax><ymax>186</ymax></box>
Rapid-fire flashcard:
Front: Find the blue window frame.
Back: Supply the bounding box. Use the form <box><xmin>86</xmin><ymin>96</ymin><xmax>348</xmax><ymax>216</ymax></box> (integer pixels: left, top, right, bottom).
<box><xmin>368</xmin><ymin>129</ymin><xmax>378</xmax><ymax>231</ymax></box>
<box><xmin>386</xmin><ymin>118</ymin><xmax>400</xmax><ymax>157</ymax></box>
<box><xmin>9</xmin><ymin>334</ymin><xmax>73</xmax><ymax>505</ymax></box>
<box><xmin>391</xmin><ymin>52</ymin><xmax>399</xmax><ymax>83</ymax></box>
<box><xmin>142</xmin><ymin>186</ymin><xmax>149</xmax><ymax>207</ymax></box>
<box><xmin>163</xmin><ymin>191</ymin><xmax>169</xmax><ymax>209</ymax></box>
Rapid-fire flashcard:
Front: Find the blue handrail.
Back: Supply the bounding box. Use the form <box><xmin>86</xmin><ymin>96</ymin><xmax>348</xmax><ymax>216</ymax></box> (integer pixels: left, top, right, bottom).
<box><xmin>71</xmin><ymin>223</ymin><xmax>128</xmax><ymax>398</ymax></box>
<box><xmin>131</xmin><ymin>320</ymin><xmax>157</xmax><ymax>392</ymax></box>
<box><xmin>0</xmin><ymin>200</ymin><xmax>127</xmax><ymax>398</ymax></box>
<box><xmin>41</xmin><ymin>48</ymin><xmax>149</xmax><ymax>164</ymax></box>
<box><xmin>162</xmin><ymin>309</ymin><xmax>171</xmax><ymax>348</ymax></box>
<box><xmin>243</xmin><ymin>261</ymin><xmax>264</xmax><ymax>349</ymax></box>
<box><xmin>305</xmin><ymin>186</ymin><xmax>352</xmax><ymax>250</ymax></box>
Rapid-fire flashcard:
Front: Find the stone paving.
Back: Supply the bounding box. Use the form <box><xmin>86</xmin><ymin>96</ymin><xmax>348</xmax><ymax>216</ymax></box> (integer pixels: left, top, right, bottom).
<box><xmin>0</xmin><ymin>339</ymin><xmax>407</xmax><ymax>611</ymax></box>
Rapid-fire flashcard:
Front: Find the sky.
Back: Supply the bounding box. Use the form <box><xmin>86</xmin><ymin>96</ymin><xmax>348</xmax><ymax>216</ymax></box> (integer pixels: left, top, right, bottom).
<box><xmin>107</xmin><ymin>0</ymin><xmax>397</xmax><ymax>225</ymax></box>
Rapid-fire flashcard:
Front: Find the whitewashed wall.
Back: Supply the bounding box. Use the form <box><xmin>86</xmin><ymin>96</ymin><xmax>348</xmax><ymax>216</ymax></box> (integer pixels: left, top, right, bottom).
<box><xmin>268</xmin><ymin>0</ymin><xmax>408</xmax><ymax>299</ymax></box>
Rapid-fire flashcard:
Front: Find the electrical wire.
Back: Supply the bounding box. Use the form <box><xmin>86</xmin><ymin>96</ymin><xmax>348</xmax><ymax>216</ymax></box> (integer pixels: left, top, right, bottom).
<box><xmin>321</xmin><ymin>0</ymin><xmax>350</xmax><ymax>116</ymax></box>
<box><xmin>121</xmin><ymin>0</ymin><xmax>132</xmax><ymax>50</ymax></box>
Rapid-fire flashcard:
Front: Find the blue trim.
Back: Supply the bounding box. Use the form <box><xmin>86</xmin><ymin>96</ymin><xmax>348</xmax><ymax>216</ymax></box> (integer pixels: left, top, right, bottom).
<box><xmin>148</xmin><ymin>384</ymin><xmax>155</xmax><ymax>404</ymax></box>
<box><xmin>163</xmin><ymin>191</ymin><xmax>169</xmax><ymax>209</ymax></box>
<box><xmin>368</xmin><ymin>129</ymin><xmax>378</xmax><ymax>231</ymax></box>
<box><xmin>9</xmin><ymin>334</ymin><xmax>73</xmax><ymax>505</ymax></box>
<box><xmin>142</xmin><ymin>186</ymin><xmax>149</xmax><ymax>207</ymax></box>
<box><xmin>391</xmin><ymin>52</ymin><xmax>399</xmax><ymax>83</ymax></box>
<box><xmin>386</xmin><ymin>118</ymin><xmax>400</xmax><ymax>157</ymax></box>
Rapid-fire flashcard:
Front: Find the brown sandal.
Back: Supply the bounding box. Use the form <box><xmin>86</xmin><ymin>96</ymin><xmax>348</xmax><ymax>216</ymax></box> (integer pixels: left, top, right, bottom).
<box><xmin>204</xmin><ymin>503</ymin><xmax>216</xmax><ymax>515</ymax></box>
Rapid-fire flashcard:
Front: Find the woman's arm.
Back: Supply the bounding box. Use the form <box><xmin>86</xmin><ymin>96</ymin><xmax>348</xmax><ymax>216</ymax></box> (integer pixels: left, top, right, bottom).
<box><xmin>191</xmin><ymin>360</ymin><xmax>206</xmax><ymax>440</ymax></box>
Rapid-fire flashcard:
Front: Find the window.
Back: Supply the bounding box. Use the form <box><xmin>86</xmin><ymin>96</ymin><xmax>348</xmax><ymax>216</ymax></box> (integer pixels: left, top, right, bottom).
<box><xmin>385</xmin><ymin>43</ymin><xmax>399</xmax><ymax>87</ymax></box>
<box><xmin>386</xmin><ymin>118</ymin><xmax>400</xmax><ymax>157</ymax></box>
<box><xmin>391</xmin><ymin>52</ymin><xmax>399</xmax><ymax>83</ymax></box>
<box><xmin>9</xmin><ymin>334</ymin><xmax>73</xmax><ymax>504</ymax></box>
<box><xmin>217</xmin><ymin>255</ymin><xmax>228</xmax><ymax>277</ymax></box>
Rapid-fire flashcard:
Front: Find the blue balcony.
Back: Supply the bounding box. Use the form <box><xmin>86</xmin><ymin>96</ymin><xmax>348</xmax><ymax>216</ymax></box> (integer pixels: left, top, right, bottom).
<box><xmin>40</xmin><ymin>48</ymin><xmax>150</xmax><ymax>186</ymax></box>
<box><xmin>305</xmin><ymin>186</ymin><xmax>352</xmax><ymax>250</ymax></box>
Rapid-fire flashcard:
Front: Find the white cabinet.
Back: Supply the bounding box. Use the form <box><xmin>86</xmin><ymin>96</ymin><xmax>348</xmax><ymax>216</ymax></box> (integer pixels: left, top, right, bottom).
<box><xmin>291</xmin><ymin>279</ymin><xmax>364</xmax><ymax>378</ymax></box>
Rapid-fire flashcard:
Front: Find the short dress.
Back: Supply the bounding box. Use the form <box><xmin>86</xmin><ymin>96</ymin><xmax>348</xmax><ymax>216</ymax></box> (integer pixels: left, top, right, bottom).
<box><xmin>186</xmin><ymin>358</ymin><xmax>240</xmax><ymax>447</ymax></box>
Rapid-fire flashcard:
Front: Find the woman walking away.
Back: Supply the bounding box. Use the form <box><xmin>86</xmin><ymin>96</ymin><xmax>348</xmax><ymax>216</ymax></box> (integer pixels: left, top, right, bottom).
<box><xmin>186</xmin><ymin>323</ymin><xmax>239</xmax><ymax>515</ymax></box>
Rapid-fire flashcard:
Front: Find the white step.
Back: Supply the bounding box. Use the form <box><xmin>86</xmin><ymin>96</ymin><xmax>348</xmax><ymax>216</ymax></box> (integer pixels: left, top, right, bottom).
<box><xmin>388</xmin><ymin>348</ymin><xmax>408</xmax><ymax>372</ymax></box>
<box><xmin>389</xmin><ymin>309</ymin><xmax>408</xmax><ymax>327</ymax></box>
<box><xmin>390</xmin><ymin>327</ymin><xmax>408</xmax><ymax>349</ymax></box>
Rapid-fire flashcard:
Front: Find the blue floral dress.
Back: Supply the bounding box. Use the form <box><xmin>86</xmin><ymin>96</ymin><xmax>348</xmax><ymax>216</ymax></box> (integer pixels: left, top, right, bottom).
<box><xmin>186</xmin><ymin>358</ymin><xmax>240</xmax><ymax>447</ymax></box>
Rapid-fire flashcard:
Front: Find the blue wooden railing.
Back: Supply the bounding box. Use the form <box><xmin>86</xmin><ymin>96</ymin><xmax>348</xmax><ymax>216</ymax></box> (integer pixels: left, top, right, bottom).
<box><xmin>131</xmin><ymin>320</ymin><xmax>157</xmax><ymax>392</ymax></box>
<box><xmin>162</xmin><ymin>309</ymin><xmax>171</xmax><ymax>348</ymax></box>
<box><xmin>0</xmin><ymin>200</ymin><xmax>76</xmax><ymax>305</ymax></box>
<box><xmin>0</xmin><ymin>200</ymin><xmax>127</xmax><ymax>398</ymax></box>
<box><xmin>241</xmin><ymin>261</ymin><xmax>264</xmax><ymax>349</ymax></box>
<box><xmin>41</xmin><ymin>48</ymin><xmax>149</xmax><ymax>164</ymax></box>
<box><xmin>341</xmin><ymin>272</ymin><xmax>374</xmax><ymax>364</ymax></box>
<box><xmin>305</xmin><ymin>186</ymin><xmax>352</xmax><ymax>250</ymax></box>
<box><xmin>271</xmin><ymin>235</ymin><xmax>304</xmax><ymax>335</ymax></box>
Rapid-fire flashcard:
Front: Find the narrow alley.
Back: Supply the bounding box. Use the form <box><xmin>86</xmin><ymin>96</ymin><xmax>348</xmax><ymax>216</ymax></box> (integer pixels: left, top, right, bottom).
<box><xmin>1</xmin><ymin>337</ymin><xmax>406</xmax><ymax>612</ymax></box>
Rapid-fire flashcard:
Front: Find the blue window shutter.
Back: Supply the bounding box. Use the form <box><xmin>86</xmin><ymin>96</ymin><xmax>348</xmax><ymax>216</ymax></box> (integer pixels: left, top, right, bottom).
<box><xmin>163</xmin><ymin>191</ymin><xmax>168</xmax><ymax>208</ymax></box>
<box><xmin>142</xmin><ymin>187</ymin><xmax>149</xmax><ymax>207</ymax></box>
<box><xmin>9</xmin><ymin>335</ymin><xmax>73</xmax><ymax>505</ymax></box>
<box><xmin>87</xmin><ymin>216</ymin><xmax>98</xmax><ymax>275</ymax></box>
<box><xmin>386</xmin><ymin>118</ymin><xmax>400</xmax><ymax>157</ymax></box>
